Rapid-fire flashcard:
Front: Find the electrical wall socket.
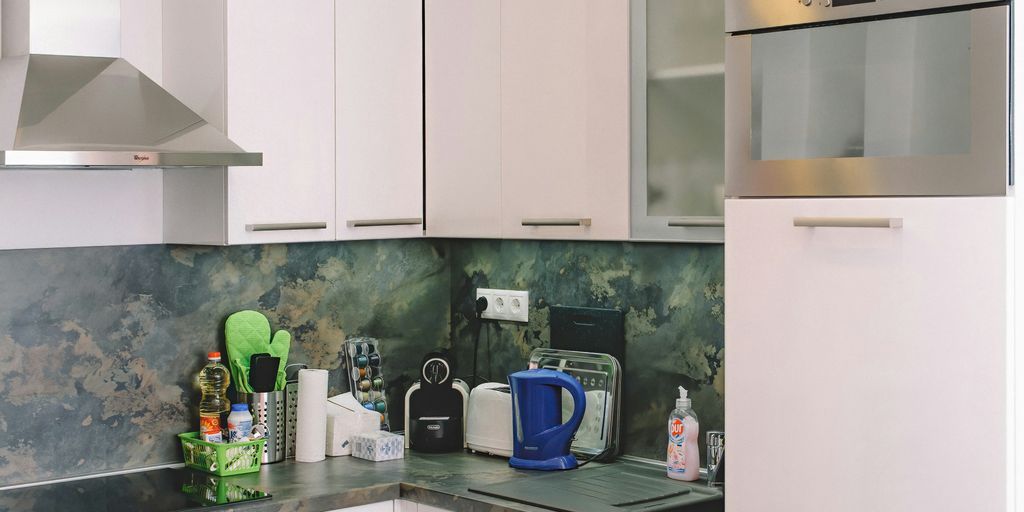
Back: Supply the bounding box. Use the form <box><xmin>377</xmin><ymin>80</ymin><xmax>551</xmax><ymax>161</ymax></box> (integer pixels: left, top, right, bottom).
<box><xmin>476</xmin><ymin>288</ymin><xmax>529</xmax><ymax>323</ymax></box>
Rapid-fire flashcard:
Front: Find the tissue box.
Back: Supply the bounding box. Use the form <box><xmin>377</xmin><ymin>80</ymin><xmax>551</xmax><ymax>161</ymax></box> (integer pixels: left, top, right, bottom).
<box><xmin>326</xmin><ymin>393</ymin><xmax>383</xmax><ymax>457</ymax></box>
<box><xmin>351</xmin><ymin>431</ymin><xmax>404</xmax><ymax>462</ymax></box>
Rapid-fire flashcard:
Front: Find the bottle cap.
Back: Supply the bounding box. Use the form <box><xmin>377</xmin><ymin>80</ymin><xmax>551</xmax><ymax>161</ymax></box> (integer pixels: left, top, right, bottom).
<box><xmin>208</xmin><ymin>351</ymin><xmax>221</xmax><ymax>361</ymax></box>
<box><xmin>676</xmin><ymin>386</ymin><xmax>692</xmax><ymax>409</ymax></box>
<box><xmin>231</xmin><ymin>403</ymin><xmax>249</xmax><ymax>412</ymax></box>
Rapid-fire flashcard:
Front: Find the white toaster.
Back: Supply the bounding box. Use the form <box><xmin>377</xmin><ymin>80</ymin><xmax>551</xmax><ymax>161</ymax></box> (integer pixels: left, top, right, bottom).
<box><xmin>465</xmin><ymin>382</ymin><xmax>513</xmax><ymax>458</ymax></box>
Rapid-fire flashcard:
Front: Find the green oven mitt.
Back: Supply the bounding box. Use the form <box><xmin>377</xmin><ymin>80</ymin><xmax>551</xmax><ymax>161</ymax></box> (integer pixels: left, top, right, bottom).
<box><xmin>268</xmin><ymin>328</ymin><xmax>291</xmax><ymax>391</ymax></box>
<box><xmin>225</xmin><ymin>310</ymin><xmax>291</xmax><ymax>393</ymax></box>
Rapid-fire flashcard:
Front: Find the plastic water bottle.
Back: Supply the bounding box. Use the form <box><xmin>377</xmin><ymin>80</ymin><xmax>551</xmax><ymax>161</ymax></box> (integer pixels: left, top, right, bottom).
<box><xmin>199</xmin><ymin>352</ymin><xmax>231</xmax><ymax>443</ymax></box>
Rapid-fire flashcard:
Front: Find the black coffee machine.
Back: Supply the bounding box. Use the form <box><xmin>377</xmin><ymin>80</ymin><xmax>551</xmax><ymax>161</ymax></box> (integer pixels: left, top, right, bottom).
<box><xmin>403</xmin><ymin>351</ymin><xmax>469</xmax><ymax>453</ymax></box>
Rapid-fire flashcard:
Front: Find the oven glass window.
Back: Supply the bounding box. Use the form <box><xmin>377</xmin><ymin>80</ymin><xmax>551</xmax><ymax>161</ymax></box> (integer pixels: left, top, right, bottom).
<box><xmin>751</xmin><ymin>11</ymin><xmax>971</xmax><ymax>161</ymax></box>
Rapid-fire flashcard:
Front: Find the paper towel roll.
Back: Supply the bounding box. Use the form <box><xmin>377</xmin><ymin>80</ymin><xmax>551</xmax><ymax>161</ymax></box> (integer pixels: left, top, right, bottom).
<box><xmin>295</xmin><ymin>369</ymin><xmax>329</xmax><ymax>462</ymax></box>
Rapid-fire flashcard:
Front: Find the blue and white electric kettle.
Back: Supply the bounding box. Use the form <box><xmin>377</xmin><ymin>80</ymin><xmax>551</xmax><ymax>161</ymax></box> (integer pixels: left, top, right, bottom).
<box><xmin>507</xmin><ymin>368</ymin><xmax>586</xmax><ymax>470</ymax></box>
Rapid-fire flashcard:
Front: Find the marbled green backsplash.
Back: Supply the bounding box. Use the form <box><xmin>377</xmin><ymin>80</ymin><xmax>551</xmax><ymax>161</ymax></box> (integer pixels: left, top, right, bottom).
<box><xmin>0</xmin><ymin>241</ymin><xmax>450</xmax><ymax>486</ymax></box>
<box><xmin>0</xmin><ymin>238</ymin><xmax>723</xmax><ymax>486</ymax></box>
<box><xmin>448</xmin><ymin>240</ymin><xmax>724</xmax><ymax>461</ymax></box>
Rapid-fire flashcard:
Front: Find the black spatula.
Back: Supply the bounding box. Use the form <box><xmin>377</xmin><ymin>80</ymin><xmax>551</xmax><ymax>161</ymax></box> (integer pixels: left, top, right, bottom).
<box><xmin>249</xmin><ymin>353</ymin><xmax>280</xmax><ymax>393</ymax></box>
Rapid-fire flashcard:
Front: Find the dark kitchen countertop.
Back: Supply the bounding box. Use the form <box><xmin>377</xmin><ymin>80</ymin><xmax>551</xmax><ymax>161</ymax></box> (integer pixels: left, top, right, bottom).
<box><xmin>215</xmin><ymin>452</ymin><xmax>723</xmax><ymax>512</ymax></box>
<box><xmin>0</xmin><ymin>452</ymin><xmax>723</xmax><ymax>512</ymax></box>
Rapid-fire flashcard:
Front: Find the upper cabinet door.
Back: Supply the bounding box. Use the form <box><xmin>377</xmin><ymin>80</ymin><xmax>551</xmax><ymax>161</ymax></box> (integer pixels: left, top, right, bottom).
<box><xmin>499</xmin><ymin>0</ymin><xmax>630</xmax><ymax>241</ymax></box>
<box><xmin>424</xmin><ymin>0</ymin><xmax>501</xmax><ymax>239</ymax></box>
<box><xmin>224</xmin><ymin>0</ymin><xmax>337</xmax><ymax>244</ymax></box>
<box><xmin>336</xmin><ymin>0</ymin><xmax>425</xmax><ymax>241</ymax></box>
<box><xmin>630</xmin><ymin>0</ymin><xmax>725</xmax><ymax>242</ymax></box>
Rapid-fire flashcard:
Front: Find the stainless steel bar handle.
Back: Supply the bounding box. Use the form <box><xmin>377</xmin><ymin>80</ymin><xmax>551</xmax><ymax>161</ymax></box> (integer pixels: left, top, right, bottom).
<box><xmin>246</xmin><ymin>222</ymin><xmax>329</xmax><ymax>232</ymax></box>
<box><xmin>793</xmin><ymin>217</ymin><xmax>903</xmax><ymax>229</ymax></box>
<box><xmin>668</xmin><ymin>218</ymin><xmax>725</xmax><ymax>228</ymax></box>
<box><xmin>521</xmin><ymin>218</ymin><xmax>592</xmax><ymax>227</ymax></box>
<box><xmin>346</xmin><ymin>218</ymin><xmax>423</xmax><ymax>228</ymax></box>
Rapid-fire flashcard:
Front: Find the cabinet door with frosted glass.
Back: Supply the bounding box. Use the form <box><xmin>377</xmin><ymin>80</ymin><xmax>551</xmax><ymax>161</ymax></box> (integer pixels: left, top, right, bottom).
<box><xmin>630</xmin><ymin>0</ymin><xmax>724</xmax><ymax>242</ymax></box>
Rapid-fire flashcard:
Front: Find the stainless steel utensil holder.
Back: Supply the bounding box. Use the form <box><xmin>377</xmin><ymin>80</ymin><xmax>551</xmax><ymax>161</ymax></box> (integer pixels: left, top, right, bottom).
<box><xmin>239</xmin><ymin>391</ymin><xmax>285</xmax><ymax>463</ymax></box>
<box><xmin>285</xmin><ymin>381</ymin><xmax>298</xmax><ymax>459</ymax></box>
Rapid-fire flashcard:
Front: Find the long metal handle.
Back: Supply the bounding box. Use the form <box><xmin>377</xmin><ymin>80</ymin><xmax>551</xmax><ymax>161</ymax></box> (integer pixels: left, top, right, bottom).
<box><xmin>521</xmin><ymin>218</ymin><xmax>592</xmax><ymax>227</ymax></box>
<box><xmin>346</xmin><ymin>218</ymin><xmax>423</xmax><ymax>228</ymax></box>
<box><xmin>246</xmin><ymin>222</ymin><xmax>328</xmax><ymax>232</ymax></box>
<box><xmin>793</xmin><ymin>217</ymin><xmax>903</xmax><ymax>229</ymax></box>
<box><xmin>668</xmin><ymin>218</ymin><xmax>724</xmax><ymax>228</ymax></box>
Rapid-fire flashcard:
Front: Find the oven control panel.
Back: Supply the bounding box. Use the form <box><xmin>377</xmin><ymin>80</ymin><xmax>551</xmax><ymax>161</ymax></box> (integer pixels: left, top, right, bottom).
<box><xmin>729</xmin><ymin>0</ymin><xmax>975</xmax><ymax>33</ymax></box>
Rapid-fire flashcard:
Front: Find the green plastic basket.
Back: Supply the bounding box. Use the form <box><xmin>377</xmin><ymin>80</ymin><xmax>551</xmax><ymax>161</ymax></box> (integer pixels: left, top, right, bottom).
<box><xmin>180</xmin><ymin>469</ymin><xmax>270</xmax><ymax>505</ymax></box>
<box><xmin>178</xmin><ymin>432</ymin><xmax>265</xmax><ymax>476</ymax></box>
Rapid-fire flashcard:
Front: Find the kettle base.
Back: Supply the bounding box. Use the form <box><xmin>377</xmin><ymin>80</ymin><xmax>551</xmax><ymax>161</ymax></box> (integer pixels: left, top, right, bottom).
<box><xmin>509</xmin><ymin>454</ymin><xmax>578</xmax><ymax>471</ymax></box>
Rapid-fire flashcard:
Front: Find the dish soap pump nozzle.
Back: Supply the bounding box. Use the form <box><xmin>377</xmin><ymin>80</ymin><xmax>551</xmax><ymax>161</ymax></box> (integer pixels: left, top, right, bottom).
<box><xmin>676</xmin><ymin>386</ymin><xmax>691</xmax><ymax>409</ymax></box>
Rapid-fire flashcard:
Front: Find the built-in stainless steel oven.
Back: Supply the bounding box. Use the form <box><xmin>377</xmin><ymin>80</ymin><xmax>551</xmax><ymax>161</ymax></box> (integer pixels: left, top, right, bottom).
<box><xmin>725</xmin><ymin>0</ymin><xmax>1010</xmax><ymax>197</ymax></box>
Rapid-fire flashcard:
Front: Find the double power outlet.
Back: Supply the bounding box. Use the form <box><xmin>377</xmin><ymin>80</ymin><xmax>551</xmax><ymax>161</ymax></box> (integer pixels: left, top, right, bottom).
<box><xmin>476</xmin><ymin>288</ymin><xmax>530</xmax><ymax>323</ymax></box>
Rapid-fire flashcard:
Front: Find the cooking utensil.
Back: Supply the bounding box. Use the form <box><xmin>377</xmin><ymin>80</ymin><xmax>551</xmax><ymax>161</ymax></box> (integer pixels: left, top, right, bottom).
<box><xmin>250</xmin><ymin>355</ymin><xmax>280</xmax><ymax>393</ymax></box>
<box><xmin>550</xmin><ymin>306</ymin><xmax>625</xmax><ymax>368</ymax></box>
<box><xmin>284</xmin><ymin>363</ymin><xmax>308</xmax><ymax>459</ymax></box>
<box><xmin>267</xmin><ymin>328</ymin><xmax>290</xmax><ymax>390</ymax></box>
<box><xmin>225</xmin><ymin>310</ymin><xmax>291</xmax><ymax>393</ymax></box>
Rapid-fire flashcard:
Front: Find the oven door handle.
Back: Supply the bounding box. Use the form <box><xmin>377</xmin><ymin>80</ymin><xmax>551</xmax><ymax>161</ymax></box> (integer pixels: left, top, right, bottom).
<box><xmin>793</xmin><ymin>217</ymin><xmax>903</xmax><ymax>229</ymax></box>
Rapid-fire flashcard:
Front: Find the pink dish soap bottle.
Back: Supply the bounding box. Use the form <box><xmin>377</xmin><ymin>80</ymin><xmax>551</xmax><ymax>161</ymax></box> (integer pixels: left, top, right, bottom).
<box><xmin>667</xmin><ymin>386</ymin><xmax>700</xmax><ymax>481</ymax></box>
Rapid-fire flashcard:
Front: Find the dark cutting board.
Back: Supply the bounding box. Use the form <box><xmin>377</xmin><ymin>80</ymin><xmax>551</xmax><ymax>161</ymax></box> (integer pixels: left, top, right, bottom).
<box><xmin>550</xmin><ymin>306</ymin><xmax>625</xmax><ymax>367</ymax></box>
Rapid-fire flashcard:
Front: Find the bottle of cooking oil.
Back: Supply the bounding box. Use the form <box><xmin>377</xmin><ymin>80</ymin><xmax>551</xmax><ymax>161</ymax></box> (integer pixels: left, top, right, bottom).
<box><xmin>198</xmin><ymin>351</ymin><xmax>231</xmax><ymax>443</ymax></box>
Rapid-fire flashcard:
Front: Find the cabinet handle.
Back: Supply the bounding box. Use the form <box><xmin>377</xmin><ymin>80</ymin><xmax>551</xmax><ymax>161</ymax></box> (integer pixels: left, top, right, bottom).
<box><xmin>522</xmin><ymin>218</ymin><xmax>592</xmax><ymax>227</ymax></box>
<box><xmin>668</xmin><ymin>219</ymin><xmax>724</xmax><ymax>228</ymax></box>
<box><xmin>246</xmin><ymin>222</ymin><xmax>329</xmax><ymax>232</ymax></box>
<box><xmin>346</xmin><ymin>218</ymin><xmax>423</xmax><ymax>228</ymax></box>
<box><xmin>793</xmin><ymin>217</ymin><xmax>903</xmax><ymax>229</ymax></box>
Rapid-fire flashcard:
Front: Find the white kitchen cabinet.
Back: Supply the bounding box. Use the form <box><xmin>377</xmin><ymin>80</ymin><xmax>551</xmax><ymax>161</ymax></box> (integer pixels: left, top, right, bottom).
<box><xmin>329</xmin><ymin>501</ymin><xmax>453</xmax><ymax>512</ymax></box>
<box><xmin>424</xmin><ymin>0</ymin><xmax>501</xmax><ymax>239</ymax></box>
<box><xmin>162</xmin><ymin>0</ymin><xmax>336</xmax><ymax>245</ymax></box>
<box><xmin>499</xmin><ymin>0</ymin><xmax>630</xmax><ymax>241</ymax></box>
<box><xmin>413</xmin><ymin>504</ymin><xmax>452</xmax><ymax>512</ymax></box>
<box><xmin>225</xmin><ymin>0</ymin><xmax>336</xmax><ymax>245</ymax></box>
<box><xmin>725</xmin><ymin>197</ymin><xmax>1013</xmax><ymax>512</ymax></box>
<box><xmin>423</xmin><ymin>0</ymin><xmax>632</xmax><ymax>241</ymax></box>
<box><xmin>394</xmin><ymin>500</ymin><xmax>453</xmax><ymax>512</ymax></box>
<box><xmin>165</xmin><ymin>0</ymin><xmax>428</xmax><ymax>245</ymax></box>
<box><xmin>336</xmin><ymin>0</ymin><xmax>424</xmax><ymax>241</ymax></box>
<box><xmin>0</xmin><ymin>171</ymin><xmax>163</xmax><ymax>250</ymax></box>
<box><xmin>326</xmin><ymin>502</ymin><xmax>393</xmax><ymax>512</ymax></box>
<box><xmin>394</xmin><ymin>501</ymin><xmax>416</xmax><ymax>512</ymax></box>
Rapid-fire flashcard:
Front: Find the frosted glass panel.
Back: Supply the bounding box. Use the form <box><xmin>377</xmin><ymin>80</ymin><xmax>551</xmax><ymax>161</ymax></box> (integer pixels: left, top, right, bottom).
<box><xmin>751</xmin><ymin>12</ymin><xmax>971</xmax><ymax>161</ymax></box>
<box><xmin>645</xmin><ymin>0</ymin><xmax>724</xmax><ymax>218</ymax></box>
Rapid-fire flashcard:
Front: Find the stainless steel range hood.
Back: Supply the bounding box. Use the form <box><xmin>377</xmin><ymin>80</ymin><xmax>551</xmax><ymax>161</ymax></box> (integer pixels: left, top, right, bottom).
<box><xmin>0</xmin><ymin>0</ymin><xmax>261</xmax><ymax>168</ymax></box>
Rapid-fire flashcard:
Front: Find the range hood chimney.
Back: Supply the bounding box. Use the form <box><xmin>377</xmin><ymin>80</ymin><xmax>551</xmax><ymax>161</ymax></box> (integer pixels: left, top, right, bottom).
<box><xmin>0</xmin><ymin>0</ymin><xmax>261</xmax><ymax>168</ymax></box>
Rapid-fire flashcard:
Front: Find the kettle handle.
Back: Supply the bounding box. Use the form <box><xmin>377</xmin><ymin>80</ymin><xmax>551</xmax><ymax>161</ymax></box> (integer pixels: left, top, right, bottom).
<box><xmin>557</xmin><ymin>371</ymin><xmax>587</xmax><ymax>432</ymax></box>
<box><xmin>537</xmin><ymin>371</ymin><xmax>585</xmax><ymax>432</ymax></box>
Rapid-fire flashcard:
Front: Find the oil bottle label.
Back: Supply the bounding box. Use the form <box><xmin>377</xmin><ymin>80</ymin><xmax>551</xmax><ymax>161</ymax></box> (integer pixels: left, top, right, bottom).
<box><xmin>200</xmin><ymin>414</ymin><xmax>222</xmax><ymax>443</ymax></box>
